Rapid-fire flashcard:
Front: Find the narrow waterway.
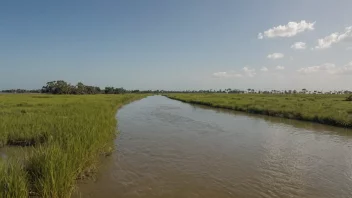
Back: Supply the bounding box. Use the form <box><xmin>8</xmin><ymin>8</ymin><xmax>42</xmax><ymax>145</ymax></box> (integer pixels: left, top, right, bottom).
<box><xmin>76</xmin><ymin>96</ymin><xmax>352</xmax><ymax>198</ymax></box>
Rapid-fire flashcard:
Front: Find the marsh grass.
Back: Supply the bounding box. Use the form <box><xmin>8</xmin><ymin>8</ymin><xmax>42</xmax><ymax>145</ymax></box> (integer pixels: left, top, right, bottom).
<box><xmin>0</xmin><ymin>94</ymin><xmax>147</xmax><ymax>197</ymax></box>
<box><xmin>167</xmin><ymin>93</ymin><xmax>352</xmax><ymax>128</ymax></box>
<box><xmin>0</xmin><ymin>159</ymin><xmax>28</xmax><ymax>198</ymax></box>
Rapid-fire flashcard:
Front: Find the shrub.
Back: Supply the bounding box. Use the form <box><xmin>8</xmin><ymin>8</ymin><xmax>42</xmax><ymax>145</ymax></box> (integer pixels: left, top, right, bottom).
<box><xmin>347</xmin><ymin>95</ymin><xmax>352</xmax><ymax>101</ymax></box>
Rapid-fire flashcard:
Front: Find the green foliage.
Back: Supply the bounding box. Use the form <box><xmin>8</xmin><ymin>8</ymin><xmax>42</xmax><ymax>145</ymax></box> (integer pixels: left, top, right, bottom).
<box><xmin>104</xmin><ymin>86</ymin><xmax>126</xmax><ymax>94</ymax></box>
<box><xmin>167</xmin><ymin>93</ymin><xmax>352</xmax><ymax>128</ymax></box>
<box><xmin>0</xmin><ymin>94</ymin><xmax>147</xmax><ymax>197</ymax></box>
<box><xmin>41</xmin><ymin>80</ymin><xmax>101</xmax><ymax>94</ymax></box>
<box><xmin>0</xmin><ymin>89</ymin><xmax>41</xmax><ymax>93</ymax></box>
<box><xmin>0</xmin><ymin>160</ymin><xmax>28</xmax><ymax>198</ymax></box>
<box><xmin>40</xmin><ymin>80</ymin><xmax>132</xmax><ymax>95</ymax></box>
<box><xmin>347</xmin><ymin>95</ymin><xmax>352</xmax><ymax>101</ymax></box>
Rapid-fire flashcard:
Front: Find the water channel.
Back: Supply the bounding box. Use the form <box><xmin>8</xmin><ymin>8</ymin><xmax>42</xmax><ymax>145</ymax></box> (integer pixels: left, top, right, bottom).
<box><xmin>76</xmin><ymin>96</ymin><xmax>352</xmax><ymax>198</ymax></box>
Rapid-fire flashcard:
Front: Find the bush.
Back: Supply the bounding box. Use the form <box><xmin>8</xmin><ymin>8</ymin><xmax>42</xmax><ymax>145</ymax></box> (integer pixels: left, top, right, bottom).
<box><xmin>347</xmin><ymin>95</ymin><xmax>352</xmax><ymax>101</ymax></box>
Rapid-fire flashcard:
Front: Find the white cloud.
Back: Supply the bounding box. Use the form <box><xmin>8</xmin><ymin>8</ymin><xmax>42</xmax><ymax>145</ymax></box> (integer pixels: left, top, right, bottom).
<box><xmin>314</xmin><ymin>26</ymin><xmax>352</xmax><ymax>49</ymax></box>
<box><xmin>291</xmin><ymin>42</ymin><xmax>306</xmax><ymax>50</ymax></box>
<box><xmin>212</xmin><ymin>71</ymin><xmax>242</xmax><ymax>78</ymax></box>
<box><xmin>260</xmin><ymin>67</ymin><xmax>268</xmax><ymax>72</ymax></box>
<box><xmin>258</xmin><ymin>20</ymin><xmax>315</xmax><ymax>39</ymax></box>
<box><xmin>297</xmin><ymin>62</ymin><xmax>352</xmax><ymax>75</ymax></box>
<box><xmin>276</xmin><ymin>65</ymin><xmax>285</xmax><ymax>70</ymax></box>
<box><xmin>347</xmin><ymin>46</ymin><xmax>352</xmax><ymax>50</ymax></box>
<box><xmin>213</xmin><ymin>67</ymin><xmax>257</xmax><ymax>78</ymax></box>
<box><xmin>267</xmin><ymin>53</ymin><xmax>284</xmax><ymax>60</ymax></box>
<box><xmin>243</xmin><ymin>67</ymin><xmax>256</xmax><ymax>77</ymax></box>
<box><xmin>339</xmin><ymin>62</ymin><xmax>352</xmax><ymax>75</ymax></box>
<box><xmin>297</xmin><ymin>63</ymin><xmax>335</xmax><ymax>74</ymax></box>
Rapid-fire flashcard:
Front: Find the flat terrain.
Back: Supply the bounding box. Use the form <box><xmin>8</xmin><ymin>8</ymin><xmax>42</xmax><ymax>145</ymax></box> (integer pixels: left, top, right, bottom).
<box><xmin>0</xmin><ymin>94</ymin><xmax>146</xmax><ymax>198</ymax></box>
<box><xmin>75</xmin><ymin>96</ymin><xmax>352</xmax><ymax>198</ymax></box>
<box><xmin>167</xmin><ymin>94</ymin><xmax>352</xmax><ymax>128</ymax></box>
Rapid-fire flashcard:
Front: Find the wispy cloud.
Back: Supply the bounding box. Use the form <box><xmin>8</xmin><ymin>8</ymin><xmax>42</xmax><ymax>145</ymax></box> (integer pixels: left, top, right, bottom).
<box><xmin>267</xmin><ymin>53</ymin><xmax>284</xmax><ymax>60</ymax></box>
<box><xmin>212</xmin><ymin>71</ymin><xmax>242</xmax><ymax>78</ymax></box>
<box><xmin>314</xmin><ymin>26</ymin><xmax>352</xmax><ymax>49</ymax></box>
<box><xmin>346</xmin><ymin>46</ymin><xmax>352</xmax><ymax>50</ymax></box>
<box><xmin>291</xmin><ymin>42</ymin><xmax>306</xmax><ymax>50</ymax></box>
<box><xmin>243</xmin><ymin>67</ymin><xmax>256</xmax><ymax>77</ymax></box>
<box><xmin>276</xmin><ymin>65</ymin><xmax>285</xmax><ymax>70</ymax></box>
<box><xmin>258</xmin><ymin>20</ymin><xmax>315</xmax><ymax>39</ymax></box>
<box><xmin>260</xmin><ymin>67</ymin><xmax>268</xmax><ymax>72</ymax></box>
<box><xmin>297</xmin><ymin>62</ymin><xmax>352</xmax><ymax>75</ymax></box>
<box><xmin>213</xmin><ymin>67</ymin><xmax>257</xmax><ymax>78</ymax></box>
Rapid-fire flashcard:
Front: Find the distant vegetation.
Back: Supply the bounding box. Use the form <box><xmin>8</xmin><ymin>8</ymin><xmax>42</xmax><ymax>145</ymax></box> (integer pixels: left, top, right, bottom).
<box><xmin>167</xmin><ymin>93</ymin><xmax>352</xmax><ymax>128</ymax></box>
<box><xmin>41</xmin><ymin>81</ymin><xmax>102</xmax><ymax>94</ymax></box>
<box><xmin>163</xmin><ymin>88</ymin><xmax>352</xmax><ymax>95</ymax></box>
<box><xmin>347</xmin><ymin>95</ymin><xmax>352</xmax><ymax>101</ymax></box>
<box><xmin>1</xmin><ymin>81</ymin><xmax>351</xmax><ymax>95</ymax></box>
<box><xmin>1</xmin><ymin>80</ymin><xmax>140</xmax><ymax>95</ymax></box>
<box><xmin>0</xmin><ymin>94</ymin><xmax>147</xmax><ymax>197</ymax></box>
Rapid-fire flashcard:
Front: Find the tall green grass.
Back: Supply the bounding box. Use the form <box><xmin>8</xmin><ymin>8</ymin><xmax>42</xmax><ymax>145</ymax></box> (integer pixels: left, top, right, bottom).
<box><xmin>0</xmin><ymin>94</ymin><xmax>147</xmax><ymax>197</ymax></box>
<box><xmin>167</xmin><ymin>93</ymin><xmax>352</xmax><ymax>128</ymax></box>
<box><xmin>0</xmin><ymin>159</ymin><xmax>28</xmax><ymax>198</ymax></box>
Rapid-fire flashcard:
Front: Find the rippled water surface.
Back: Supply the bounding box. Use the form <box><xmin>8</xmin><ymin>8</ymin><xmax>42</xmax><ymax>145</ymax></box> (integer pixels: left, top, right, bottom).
<box><xmin>76</xmin><ymin>96</ymin><xmax>352</xmax><ymax>198</ymax></box>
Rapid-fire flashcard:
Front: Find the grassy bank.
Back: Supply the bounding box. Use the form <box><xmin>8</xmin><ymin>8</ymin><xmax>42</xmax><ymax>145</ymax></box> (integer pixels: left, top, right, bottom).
<box><xmin>0</xmin><ymin>94</ymin><xmax>147</xmax><ymax>197</ymax></box>
<box><xmin>166</xmin><ymin>94</ymin><xmax>352</xmax><ymax>128</ymax></box>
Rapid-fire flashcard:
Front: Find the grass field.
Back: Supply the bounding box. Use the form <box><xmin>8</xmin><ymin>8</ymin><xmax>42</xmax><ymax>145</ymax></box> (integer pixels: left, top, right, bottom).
<box><xmin>167</xmin><ymin>94</ymin><xmax>352</xmax><ymax>128</ymax></box>
<box><xmin>0</xmin><ymin>94</ymin><xmax>147</xmax><ymax>198</ymax></box>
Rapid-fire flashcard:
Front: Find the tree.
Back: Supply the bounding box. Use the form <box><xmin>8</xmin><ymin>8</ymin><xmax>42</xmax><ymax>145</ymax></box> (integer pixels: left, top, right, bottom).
<box><xmin>41</xmin><ymin>80</ymin><xmax>101</xmax><ymax>94</ymax></box>
<box><xmin>76</xmin><ymin>82</ymin><xmax>86</xmax><ymax>94</ymax></box>
<box><xmin>114</xmin><ymin>87</ymin><xmax>126</xmax><ymax>94</ymax></box>
<box><xmin>55</xmin><ymin>80</ymin><xmax>71</xmax><ymax>94</ymax></box>
<box><xmin>104</xmin><ymin>87</ymin><xmax>115</xmax><ymax>94</ymax></box>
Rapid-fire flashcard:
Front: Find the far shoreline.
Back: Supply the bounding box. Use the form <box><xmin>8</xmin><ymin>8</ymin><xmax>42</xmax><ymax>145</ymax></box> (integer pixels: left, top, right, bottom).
<box><xmin>166</xmin><ymin>94</ymin><xmax>352</xmax><ymax>129</ymax></box>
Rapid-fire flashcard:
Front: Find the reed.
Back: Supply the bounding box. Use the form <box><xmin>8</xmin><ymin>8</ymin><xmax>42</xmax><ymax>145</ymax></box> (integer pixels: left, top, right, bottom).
<box><xmin>167</xmin><ymin>93</ymin><xmax>352</xmax><ymax>128</ymax></box>
<box><xmin>0</xmin><ymin>94</ymin><xmax>147</xmax><ymax>197</ymax></box>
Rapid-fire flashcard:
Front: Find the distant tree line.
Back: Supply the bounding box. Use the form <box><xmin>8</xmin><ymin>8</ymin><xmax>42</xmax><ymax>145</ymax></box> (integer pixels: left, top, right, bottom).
<box><xmin>1</xmin><ymin>89</ymin><xmax>41</xmax><ymax>93</ymax></box>
<box><xmin>41</xmin><ymin>81</ymin><xmax>102</xmax><ymax>94</ymax></box>
<box><xmin>1</xmin><ymin>81</ymin><xmax>352</xmax><ymax>96</ymax></box>
<box><xmin>155</xmin><ymin>88</ymin><xmax>352</xmax><ymax>95</ymax></box>
<box><xmin>39</xmin><ymin>80</ymin><xmax>147</xmax><ymax>94</ymax></box>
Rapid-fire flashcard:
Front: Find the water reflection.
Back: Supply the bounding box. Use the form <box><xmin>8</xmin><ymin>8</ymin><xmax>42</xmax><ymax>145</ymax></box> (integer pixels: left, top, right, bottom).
<box><xmin>75</xmin><ymin>96</ymin><xmax>352</xmax><ymax>198</ymax></box>
<box><xmin>190</xmin><ymin>103</ymin><xmax>351</xmax><ymax>135</ymax></box>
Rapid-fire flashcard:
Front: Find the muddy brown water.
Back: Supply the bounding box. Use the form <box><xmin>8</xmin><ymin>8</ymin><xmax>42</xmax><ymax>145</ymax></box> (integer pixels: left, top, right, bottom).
<box><xmin>75</xmin><ymin>96</ymin><xmax>352</xmax><ymax>198</ymax></box>
<box><xmin>0</xmin><ymin>148</ymin><xmax>7</xmax><ymax>160</ymax></box>
<box><xmin>0</xmin><ymin>146</ymin><xmax>33</xmax><ymax>160</ymax></box>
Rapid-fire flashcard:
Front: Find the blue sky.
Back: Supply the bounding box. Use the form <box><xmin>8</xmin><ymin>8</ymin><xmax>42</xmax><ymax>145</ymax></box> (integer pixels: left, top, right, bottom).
<box><xmin>1</xmin><ymin>0</ymin><xmax>351</xmax><ymax>90</ymax></box>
